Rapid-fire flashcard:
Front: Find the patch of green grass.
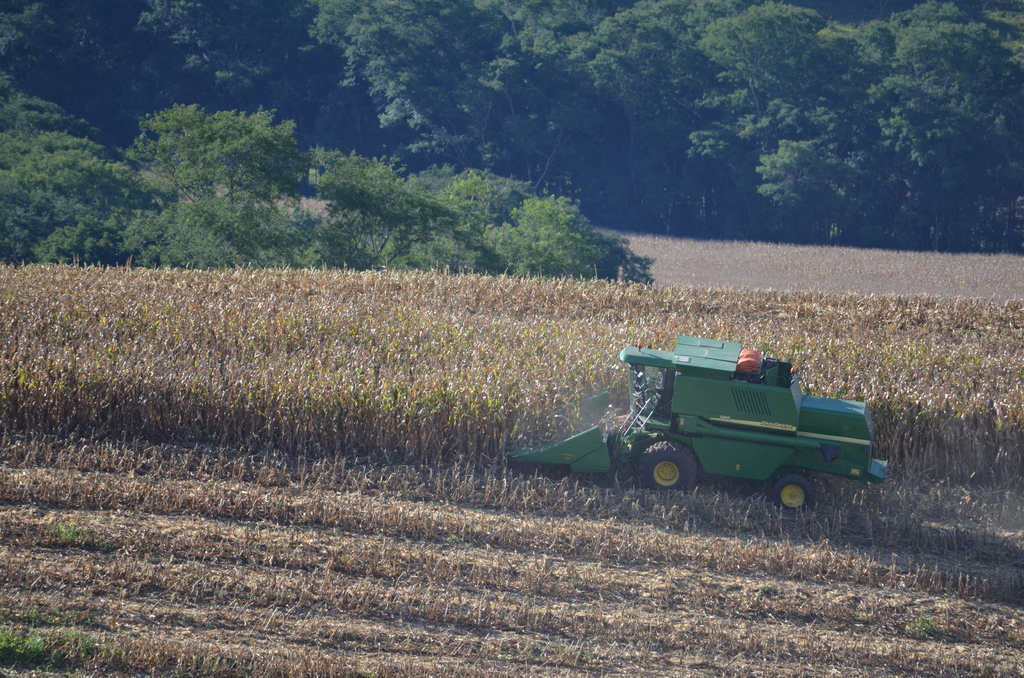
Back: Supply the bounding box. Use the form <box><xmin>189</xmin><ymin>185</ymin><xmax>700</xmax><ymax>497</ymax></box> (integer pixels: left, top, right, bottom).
<box><xmin>0</xmin><ymin>626</ymin><xmax>114</xmax><ymax>670</ymax></box>
<box><xmin>19</xmin><ymin>608</ymin><xmax>100</xmax><ymax>629</ymax></box>
<box><xmin>907</xmin><ymin>615</ymin><xmax>941</xmax><ymax>638</ymax></box>
<box><xmin>45</xmin><ymin>522</ymin><xmax>113</xmax><ymax>553</ymax></box>
<box><xmin>0</xmin><ymin>626</ymin><xmax>52</xmax><ymax>667</ymax></box>
<box><xmin>59</xmin><ymin>629</ymin><xmax>103</xmax><ymax>664</ymax></box>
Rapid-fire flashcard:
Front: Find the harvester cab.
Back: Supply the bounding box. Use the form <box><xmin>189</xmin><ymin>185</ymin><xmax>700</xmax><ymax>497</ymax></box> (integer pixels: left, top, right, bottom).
<box><xmin>507</xmin><ymin>334</ymin><xmax>888</xmax><ymax>509</ymax></box>
<box><xmin>628</xmin><ymin>360</ymin><xmax>673</xmax><ymax>421</ymax></box>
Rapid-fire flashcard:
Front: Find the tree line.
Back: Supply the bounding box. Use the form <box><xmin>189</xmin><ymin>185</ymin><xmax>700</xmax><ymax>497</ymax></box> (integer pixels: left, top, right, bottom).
<box><xmin>3</xmin><ymin>0</ymin><xmax>1024</xmax><ymax>258</ymax></box>
<box><xmin>0</xmin><ymin>89</ymin><xmax>647</xmax><ymax>277</ymax></box>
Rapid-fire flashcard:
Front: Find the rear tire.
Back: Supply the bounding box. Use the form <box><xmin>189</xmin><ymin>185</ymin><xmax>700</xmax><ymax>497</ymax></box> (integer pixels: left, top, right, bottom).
<box><xmin>638</xmin><ymin>441</ymin><xmax>698</xmax><ymax>492</ymax></box>
<box><xmin>771</xmin><ymin>474</ymin><xmax>814</xmax><ymax>509</ymax></box>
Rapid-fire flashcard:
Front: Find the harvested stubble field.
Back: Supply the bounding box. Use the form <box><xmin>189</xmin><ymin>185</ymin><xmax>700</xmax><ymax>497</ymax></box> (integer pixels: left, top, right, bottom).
<box><xmin>620</xmin><ymin>233</ymin><xmax>1024</xmax><ymax>303</ymax></box>
<box><xmin>1</xmin><ymin>265</ymin><xmax>1023</xmax><ymax>677</ymax></box>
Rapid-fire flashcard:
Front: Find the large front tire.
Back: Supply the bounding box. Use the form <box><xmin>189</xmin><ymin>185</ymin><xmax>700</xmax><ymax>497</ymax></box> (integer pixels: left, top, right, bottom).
<box><xmin>638</xmin><ymin>441</ymin><xmax>698</xmax><ymax>492</ymax></box>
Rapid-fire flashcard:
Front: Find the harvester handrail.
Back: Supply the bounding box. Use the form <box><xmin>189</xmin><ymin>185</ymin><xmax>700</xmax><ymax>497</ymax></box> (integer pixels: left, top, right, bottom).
<box><xmin>620</xmin><ymin>396</ymin><xmax>656</xmax><ymax>433</ymax></box>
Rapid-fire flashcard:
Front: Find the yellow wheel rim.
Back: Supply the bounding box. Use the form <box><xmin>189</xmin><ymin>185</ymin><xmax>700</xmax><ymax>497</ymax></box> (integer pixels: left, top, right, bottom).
<box><xmin>653</xmin><ymin>461</ymin><xmax>680</xmax><ymax>487</ymax></box>
<box><xmin>780</xmin><ymin>484</ymin><xmax>805</xmax><ymax>507</ymax></box>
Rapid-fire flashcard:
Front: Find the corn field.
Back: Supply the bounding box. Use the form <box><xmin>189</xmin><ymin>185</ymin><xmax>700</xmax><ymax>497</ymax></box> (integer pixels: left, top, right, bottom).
<box><xmin>0</xmin><ymin>264</ymin><xmax>1021</xmax><ymax>485</ymax></box>
<box><xmin>2</xmin><ymin>264</ymin><xmax>1024</xmax><ymax>677</ymax></box>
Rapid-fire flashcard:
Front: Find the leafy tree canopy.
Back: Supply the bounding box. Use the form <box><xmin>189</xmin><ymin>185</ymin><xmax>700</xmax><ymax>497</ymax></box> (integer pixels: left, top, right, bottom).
<box><xmin>0</xmin><ymin>78</ymin><xmax>139</xmax><ymax>264</ymax></box>
<box><xmin>124</xmin><ymin>105</ymin><xmax>306</xmax><ymax>268</ymax></box>
<box><xmin>129</xmin><ymin>104</ymin><xmax>305</xmax><ymax>205</ymax></box>
<box><xmin>8</xmin><ymin>0</ymin><xmax>1024</xmax><ymax>256</ymax></box>
<box><xmin>310</xmin><ymin>149</ymin><xmax>457</xmax><ymax>268</ymax></box>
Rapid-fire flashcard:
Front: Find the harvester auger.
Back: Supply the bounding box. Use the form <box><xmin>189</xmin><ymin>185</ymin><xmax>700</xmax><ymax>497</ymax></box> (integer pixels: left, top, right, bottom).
<box><xmin>507</xmin><ymin>335</ymin><xmax>887</xmax><ymax>509</ymax></box>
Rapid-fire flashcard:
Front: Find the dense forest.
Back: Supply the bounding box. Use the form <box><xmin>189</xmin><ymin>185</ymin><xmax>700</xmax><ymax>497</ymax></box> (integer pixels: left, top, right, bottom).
<box><xmin>4</xmin><ymin>0</ymin><xmax>1024</xmax><ymax>271</ymax></box>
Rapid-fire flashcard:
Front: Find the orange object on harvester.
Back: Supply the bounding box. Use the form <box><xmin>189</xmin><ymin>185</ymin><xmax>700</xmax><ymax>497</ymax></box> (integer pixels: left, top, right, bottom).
<box><xmin>737</xmin><ymin>348</ymin><xmax>762</xmax><ymax>372</ymax></box>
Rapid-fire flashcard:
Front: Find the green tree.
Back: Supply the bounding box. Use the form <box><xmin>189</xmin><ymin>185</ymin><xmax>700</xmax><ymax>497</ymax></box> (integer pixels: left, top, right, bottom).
<box><xmin>756</xmin><ymin>139</ymin><xmax>858</xmax><ymax>244</ymax></box>
<box><xmin>405</xmin><ymin>169</ymin><xmax>508</xmax><ymax>273</ymax></box>
<box><xmin>575</xmin><ymin>0</ymin><xmax>722</xmax><ymax>233</ymax></box>
<box><xmin>0</xmin><ymin>0</ymin><xmax>158</xmax><ymax>147</ymax></box>
<box><xmin>123</xmin><ymin>198</ymin><xmax>304</xmax><ymax>268</ymax></box>
<box><xmin>138</xmin><ymin>0</ymin><xmax>357</xmax><ymax>147</ymax></box>
<box><xmin>312</xmin><ymin>0</ymin><xmax>608</xmax><ymax>193</ymax></box>
<box><xmin>861</xmin><ymin>2</ymin><xmax>1024</xmax><ymax>251</ymax></box>
<box><xmin>125</xmin><ymin>104</ymin><xmax>305</xmax><ymax>267</ymax></box>
<box><xmin>699</xmin><ymin>2</ymin><xmax>828</xmax><ymax>122</ymax></box>
<box><xmin>310</xmin><ymin>149</ymin><xmax>456</xmax><ymax>268</ymax></box>
<box><xmin>129</xmin><ymin>104</ymin><xmax>304</xmax><ymax>205</ymax></box>
<box><xmin>0</xmin><ymin>0</ymin><xmax>361</xmax><ymax>151</ymax></box>
<box><xmin>139</xmin><ymin>0</ymin><xmax>315</xmax><ymax>107</ymax></box>
<box><xmin>412</xmin><ymin>166</ymin><xmax>651</xmax><ymax>280</ymax></box>
<box><xmin>490</xmin><ymin>195</ymin><xmax>604</xmax><ymax>277</ymax></box>
<box><xmin>32</xmin><ymin>215</ymin><xmax>126</xmax><ymax>265</ymax></box>
<box><xmin>694</xmin><ymin>2</ymin><xmax>874</xmax><ymax>243</ymax></box>
<box><xmin>0</xmin><ymin>79</ymin><xmax>140</xmax><ymax>264</ymax></box>
<box><xmin>312</xmin><ymin>0</ymin><xmax>504</xmax><ymax>164</ymax></box>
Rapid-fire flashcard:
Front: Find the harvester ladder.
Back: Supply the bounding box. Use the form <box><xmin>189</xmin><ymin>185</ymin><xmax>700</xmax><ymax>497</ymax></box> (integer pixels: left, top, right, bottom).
<box><xmin>620</xmin><ymin>396</ymin><xmax>656</xmax><ymax>433</ymax></box>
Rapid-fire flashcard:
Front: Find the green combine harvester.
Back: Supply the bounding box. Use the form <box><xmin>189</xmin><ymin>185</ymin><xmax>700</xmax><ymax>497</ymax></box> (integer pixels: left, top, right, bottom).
<box><xmin>508</xmin><ymin>335</ymin><xmax>887</xmax><ymax>508</ymax></box>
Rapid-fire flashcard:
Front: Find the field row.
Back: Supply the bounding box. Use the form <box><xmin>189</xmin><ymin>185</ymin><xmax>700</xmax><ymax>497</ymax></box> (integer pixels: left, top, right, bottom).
<box><xmin>3</xmin><ymin>489</ymin><xmax>1023</xmax><ymax>677</ymax></box>
<box><xmin>4</xmin><ymin>433</ymin><xmax>1023</xmax><ymax>561</ymax></box>
<box><xmin>3</xmin><ymin>455</ymin><xmax>1023</xmax><ymax>608</ymax></box>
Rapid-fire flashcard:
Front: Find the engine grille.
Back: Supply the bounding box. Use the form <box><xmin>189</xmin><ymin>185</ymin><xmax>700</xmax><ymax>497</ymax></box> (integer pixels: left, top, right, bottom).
<box><xmin>732</xmin><ymin>389</ymin><xmax>772</xmax><ymax>416</ymax></box>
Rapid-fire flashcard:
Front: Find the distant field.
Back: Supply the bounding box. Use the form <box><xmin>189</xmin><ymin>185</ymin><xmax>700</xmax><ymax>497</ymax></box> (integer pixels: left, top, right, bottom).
<box><xmin>619</xmin><ymin>233</ymin><xmax>1024</xmax><ymax>302</ymax></box>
